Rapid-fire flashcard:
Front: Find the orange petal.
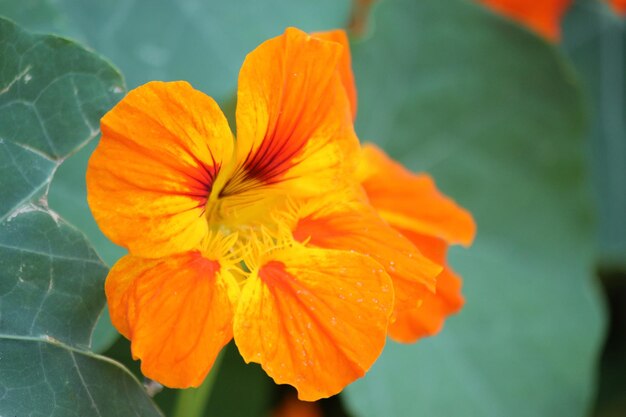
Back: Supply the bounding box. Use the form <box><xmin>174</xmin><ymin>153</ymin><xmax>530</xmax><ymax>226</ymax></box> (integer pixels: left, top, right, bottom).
<box><xmin>233</xmin><ymin>246</ymin><xmax>393</xmax><ymax>401</ymax></box>
<box><xmin>388</xmin><ymin>232</ymin><xmax>464</xmax><ymax>343</ymax></box>
<box><xmin>358</xmin><ymin>144</ymin><xmax>476</xmax><ymax>246</ymax></box>
<box><xmin>479</xmin><ymin>0</ymin><xmax>572</xmax><ymax>41</ymax></box>
<box><xmin>312</xmin><ymin>30</ymin><xmax>357</xmax><ymax>119</ymax></box>
<box><xmin>87</xmin><ymin>81</ymin><xmax>233</xmax><ymax>257</ymax></box>
<box><xmin>105</xmin><ymin>251</ymin><xmax>239</xmax><ymax>387</ymax></box>
<box><xmin>292</xmin><ymin>200</ymin><xmax>441</xmax><ymax>312</ymax></box>
<box><xmin>228</xmin><ymin>27</ymin><xmax>359</xmax><ymax>199</ymax></box>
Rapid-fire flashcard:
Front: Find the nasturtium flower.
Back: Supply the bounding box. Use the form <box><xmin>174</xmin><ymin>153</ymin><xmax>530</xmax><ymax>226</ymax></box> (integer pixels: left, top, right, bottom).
<box><xmin>87</xmin><ymin>27</ymin><xmax>474</xmax><ymax>401</ymax></box>
<box><xmin>609</xmin><ymin>0</ymin><xmax>626</xmax><ymax>15</ymax></box>
<box><xmin>479</xmin><ymin>0</ymin><xmax>572</xmax><ymax>41</ymax></box>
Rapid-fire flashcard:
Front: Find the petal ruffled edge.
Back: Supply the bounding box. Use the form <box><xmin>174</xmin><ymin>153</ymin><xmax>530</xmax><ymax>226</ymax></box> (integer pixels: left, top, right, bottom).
<box><xmin>387</xmin><ymin>232</ymin><xmax>464</xmax><ymax>342</ymax></box>
<box><xmin>358</xmin><ymin>143</ymin><xmax>476</xmax><ymax>246</ymax></box>
<box><xmin>312</xmin><ymin>29</ymin><xmax>357</xmax><ymax>119</ymax></box>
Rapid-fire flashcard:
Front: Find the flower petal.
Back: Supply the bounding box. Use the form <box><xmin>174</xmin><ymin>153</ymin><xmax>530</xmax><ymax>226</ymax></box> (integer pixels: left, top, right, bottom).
<box><xmin>387</xmin><ymin>233</ymin><xmax>464</xmax><ymax>342</ymax></box>
<box><xmin>292</xmin><ymin>200</ymin><xmax>441</xmax><ymax>312</ymax></box>
<box><xmin>105</xmin><ymin>251</ymin><xmax>239</xmax><ymax>388</ymax></box>
<box><xmin>228</xmin><ymin>27</ymin><xmax>359</xmax><ymax>199</ymax></box>
<box><xmin>312</xmin><ymin>30</ymin><xmax>357</xmax><ymax>119</ymax></box>
<box><xmin>358</xmin><ymin>144</ymin><xmax>476</xmax><ymax>246</ymax></box>
<box><xmin>87</xmin><ymin>81</ymin><xmax>234</xmax><ymax>257</ymax></box>
<box><xmin>233</xmin><ymin>246</ymin><xmax>393</xmax><ymax>401</ymax></box>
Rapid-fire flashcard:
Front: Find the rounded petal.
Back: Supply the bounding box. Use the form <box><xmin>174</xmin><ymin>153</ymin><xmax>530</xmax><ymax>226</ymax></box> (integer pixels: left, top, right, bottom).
<box><xmin>358</xmin><ymin>144</ymin><xmax>476</xmax><ymax>246</ymax></box>
<box><xmin>388</xmin><ymin>233</ymin><xmax>464</xmax><ymax>343</ymax></box>
<box><xmin>228</xmin><ymin>27</ymin><xmax>359</xmax><ymax>199</ymax></box>
<box><xmin>105</xmin><ymin>252</ymin><xmax>239</xmax><ymax>388</ymax></box>
<box><xmin>312</xmin><ymin>30</ymin><xmax>357</xmax><ymax>119</ymax></box>
<box><xmin>292</xmin><ymin>200</ymin><xmax>441</xmax><ymax>312</ymax></box>
<box><xmin>233</xmin><ymin>246</ymin><xmax>393</xmax><ymax>401</ymax></box>
<box><xmin>87</xmin><ymin>81</ymin><xmax>234</xmax><ymax>257</ymax></box>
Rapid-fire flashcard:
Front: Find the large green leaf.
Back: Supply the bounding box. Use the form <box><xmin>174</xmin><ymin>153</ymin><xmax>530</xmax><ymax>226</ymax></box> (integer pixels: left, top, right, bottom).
<box><xmin>343</xmin><ymin>1</ymin><xmax>606</xmax><ymax>416</ymax></box>
<box><xmin>0</xmin><ymin>11</ymin><xmax>121</xmax><ymax>214</ymax></box>
<box><xmin>0</xmin><ymin>17</ymin><xmax>162</xmax><ymax>416</ymax></box>
<box><xmin>0</xmin><ymin>211</ymin><xmax>107</xmax><ymax>349</ymax></box>
<box><xmin>563</xmin><ymin>0</ymin><xmax>626</xmax><ymax>270</ymax></box>
<box><xmin>1</xmin><ymin>339</ymin><xmax>161</xmax><ymax>416</ymax></box>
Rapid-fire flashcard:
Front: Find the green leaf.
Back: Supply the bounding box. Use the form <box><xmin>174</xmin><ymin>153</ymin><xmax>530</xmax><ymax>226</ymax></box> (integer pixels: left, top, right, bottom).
<box><xmin>0</xmin><ymin>210</ymin><xmax>107</xmax><ymax>349</ymax></box>
<box><xmin>0</xmin><ymin>17</ymin><xmax>161</xmax><ymax>415</ymax></box>
<box><xmin>0</xmin><ymin>13</ymin><xmax>122</xmax><ymax>214</ymax></box>
<box><xmin>1</xmin><ymin>339</ymin><xmax>161</xmax><ymax>416</ymax></box>
<box><xmin>343</xmin><ymin>1</ymin><xmax>606</xmax><ymax>416</ymax></box>
<box><xmin>563</xmin><ymin>0</ymin><xmax>626</xmax><ymax>270</ymax></box>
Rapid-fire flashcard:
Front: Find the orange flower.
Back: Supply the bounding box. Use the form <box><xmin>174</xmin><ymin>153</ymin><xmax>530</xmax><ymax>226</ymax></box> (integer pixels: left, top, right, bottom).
<box><xmin>609</xmin><ymin>0</ymin><xmax>626</xmax><ymax>15</ymax></box>
<box><xmin>272</xmin><ymin>392</ymin><xmax>322</xmax><ymax>417</ymax></box>
<box><xmin>88</xmin><ymin>27</ymin><xmax>445</xmax><ymax>401</ymax></box>
<box><xmin>479</xmin><ymin>0</ymin><xmax>572</xmax><ymax>41</ymax></box>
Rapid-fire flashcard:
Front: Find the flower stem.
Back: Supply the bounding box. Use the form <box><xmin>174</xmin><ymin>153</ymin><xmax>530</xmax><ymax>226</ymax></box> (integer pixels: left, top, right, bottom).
<box><xmin>171</xmin><ymin>351</ymin><xmax>225</xmax><ymax>417</ymax></box>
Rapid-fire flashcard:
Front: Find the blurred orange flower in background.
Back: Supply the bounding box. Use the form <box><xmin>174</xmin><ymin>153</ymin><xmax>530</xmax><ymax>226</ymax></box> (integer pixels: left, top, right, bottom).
<box><xmin>479</xmin><ymin>0</ymin><xmax>572</xmax><ymax>41</ymax></box>
<box><xmin>87</xmin><ymin>27</ymin><xmax>474</xmax><ymax>401</ymax></box>
<box><xmin>272</xmin><ymin>393</ymin><xmax>322</xmax><ymax>417</ymax></box>
<box><xmin>609</xmin><ymin>0</ymin><xmax>626</xmax><ymax>14</ymax></box>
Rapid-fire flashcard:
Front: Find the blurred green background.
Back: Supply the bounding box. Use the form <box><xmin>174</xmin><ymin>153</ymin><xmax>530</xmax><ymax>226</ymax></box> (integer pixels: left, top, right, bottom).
<box><xmin>1</xmin><ymin>0</ymin><xmax>623</xmax><ymax>415</ymax></box>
